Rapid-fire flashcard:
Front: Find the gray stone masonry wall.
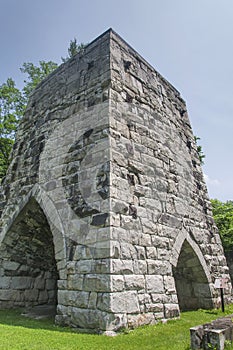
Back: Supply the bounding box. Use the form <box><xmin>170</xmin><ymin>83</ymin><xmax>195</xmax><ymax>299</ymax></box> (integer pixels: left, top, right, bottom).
<box><xmin>225</xmin><ymin>252</ymin><xmax>233</xmax><ymax>286</ymax></box>
<box><xmin>0</xmin><ymin>29</ymin><xmax>231</xmax><ymax>332</ymax></box>
<box><xmin>107</xmin><ymin>30</ymin><xmax>231</xmax><ymax>328</ymax></box>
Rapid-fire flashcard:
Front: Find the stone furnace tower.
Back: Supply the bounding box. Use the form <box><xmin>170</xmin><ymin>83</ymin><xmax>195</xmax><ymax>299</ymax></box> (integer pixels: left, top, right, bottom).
<box><xmin>0</xmin><ymin>29</ymin><xmax>231</xmax><ymax>332</ymax></box>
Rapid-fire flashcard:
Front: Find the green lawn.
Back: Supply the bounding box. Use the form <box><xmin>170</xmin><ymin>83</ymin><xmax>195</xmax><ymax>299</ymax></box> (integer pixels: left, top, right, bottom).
<box><xmin>0</xmin><ymin>306</ymin><xmax>233</xmax><ymax>350</ymax></box>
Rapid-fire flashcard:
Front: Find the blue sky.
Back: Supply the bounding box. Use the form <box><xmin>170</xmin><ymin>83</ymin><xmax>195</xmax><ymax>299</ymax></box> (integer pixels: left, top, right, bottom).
<box><xmin>1</xmin><ymin>0</ymin><xmax>233</xmax><ymax>201</ymax></box>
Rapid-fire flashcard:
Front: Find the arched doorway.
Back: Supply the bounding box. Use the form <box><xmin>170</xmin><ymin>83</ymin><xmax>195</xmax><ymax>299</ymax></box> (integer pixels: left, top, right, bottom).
<box><xmin>172</xmin><ymin>240</ymin><xmax>213</xmax><ymax>311</ymax></box>
<box><xmin>0</xmin><ymin>197</ymin><xmax>58</xmax><ymax>311</ymax></box>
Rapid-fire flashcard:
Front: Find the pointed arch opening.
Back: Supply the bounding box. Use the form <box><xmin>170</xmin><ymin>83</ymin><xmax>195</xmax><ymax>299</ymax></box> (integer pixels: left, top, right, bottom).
<box><xmin>0</xmin><ymin>197</ymin><xmax>58</xmax><ymax>313</ymax></box>
<box><xmin>172</xmin><ymin>240</ymin><xmax>213</xmax><ymax>311</ymax></box>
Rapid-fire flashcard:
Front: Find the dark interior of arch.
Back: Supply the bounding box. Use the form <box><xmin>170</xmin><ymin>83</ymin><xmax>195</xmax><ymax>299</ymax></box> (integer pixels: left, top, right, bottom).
<box><xmin>172</xmin><ymin>240</ymin><xmax>213</xmax><ymax>311</ymax></box>
<box><xmin>0</xmin><ymin>197</ymin><xmax>58</xmax><ymax>310</ymax></box>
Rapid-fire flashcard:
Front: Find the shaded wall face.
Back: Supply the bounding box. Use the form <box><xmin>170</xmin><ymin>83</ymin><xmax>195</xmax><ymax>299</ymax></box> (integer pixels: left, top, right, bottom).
<box><xmin>224</xmin><ymin>251</ymin><xmax>233</xmax><ymax>287</ymax></box>
<box><xmin>2</xmin><ymin>32</ymin><xmax>111</xmax><ymax>209</ymax></box>
<box><xmin>37</xmin><ymin>104</ymin><xmax>113</xmax><ymax>330</ymax></box>
<box><xmin>0</xmin><ymin>198</ymin><xmax>58</xmax><ymax>308</ymax></box>
<box><xmin>0</xmin><ymin>32</ymin><xmax>114</xmax><ymax>330</ymax></box>
<box><xmin>172</xmin><ymin>241</ymin><xmax>213</xmax><ymax>311</ymax></box>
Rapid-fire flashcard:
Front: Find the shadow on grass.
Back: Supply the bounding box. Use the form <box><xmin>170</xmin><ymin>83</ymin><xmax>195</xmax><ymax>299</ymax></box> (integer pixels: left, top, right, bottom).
<box><xmin>0</xmin><ymin>309</ymin><xmax>91</xmax><ymax>335</ymax></box>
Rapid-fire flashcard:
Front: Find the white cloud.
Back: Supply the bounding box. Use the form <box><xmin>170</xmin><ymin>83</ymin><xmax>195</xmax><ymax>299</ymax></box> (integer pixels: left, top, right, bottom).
<box><xmin>204</xmin><ymin>173</ymin><xmax>220</xmax><ymax>186</ymax></box>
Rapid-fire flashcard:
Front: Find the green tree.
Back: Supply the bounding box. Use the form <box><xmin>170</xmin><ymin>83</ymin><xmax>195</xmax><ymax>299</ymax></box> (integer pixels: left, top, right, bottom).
<box><xmin>20</xmin><ymin>60</ymin><xmax>58</xmax><ymax>98</ymax></box>
<box><xmin>0</xmin><ymin>61</ymin><xmax>58</xmax><ymax>180</ymax></box>
<box><xmin>0</xmin><ymin>37</ymin><xmax>86</xmax><ymax>179</ymax></box>
<box><xmin>61</xmin><ymin>38</ymin><xmax>85</xmax><ymax>62</ymax></box>
<box><xmin>211</xmin><ymin>199</ymin><xmax>233</xmax><ymax>251</ymax></box>
<box><xmin>194</xmin><ymin>136</ymin><xmax>205</xmax><ymax>165</ymax></box>
<box><xmin>0</xmin><ymin>78</ymin><xmax>25</xmax><ymax>177</ymax></box>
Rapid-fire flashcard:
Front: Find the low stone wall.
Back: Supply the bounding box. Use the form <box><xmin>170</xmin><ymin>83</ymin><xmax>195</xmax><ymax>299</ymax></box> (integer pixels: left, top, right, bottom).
<box><xmin>190</xmin><ymin>316</ymin><xmax>233</xmax><ymax>350</ymax></box>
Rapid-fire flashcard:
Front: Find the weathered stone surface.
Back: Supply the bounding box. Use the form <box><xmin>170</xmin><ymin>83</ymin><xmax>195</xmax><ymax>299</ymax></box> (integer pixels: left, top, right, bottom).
<box><xmin>0</xmin><ymin>277</ymin><xmax>11</xmax><ymax>289</ymax></box>
<box><xmin>11</xmin><ymin>277</ymin><xmax>32</xmax><ymax>290</ymax></box>
<box><xmin>124</xmin><ymin>275</ymin><xmax>145</xmax><ymax>291</ymax></box>
<box><xmin>110</xmin><ymin>291</ymin><xmax>140</xmax><ymax>313</ymax></box>
<box><xmin>0</xmin><ymin>29</ymin><xmax>231</xmax><ymax>332</ymax></box>
<box><xmin>190</xmin><ymin>316</ymin><xmax>233</xmax><ymax>350</ymax></box>
<box><xmin>164</xmin><ymin>304</ymin><xmax>180</xmax><ymax>318</ymax></box>
<box><xmin>146</xmin><ymin>275</ymin><xmax>165</xmax><ymax>293</ymax></box>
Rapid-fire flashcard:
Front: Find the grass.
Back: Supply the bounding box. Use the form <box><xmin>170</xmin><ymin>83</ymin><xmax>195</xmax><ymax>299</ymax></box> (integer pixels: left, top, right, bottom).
<box><xmin>0</xmin><ymin>306</ymin><xmax>233</xmax><ymax>349</ymax></box>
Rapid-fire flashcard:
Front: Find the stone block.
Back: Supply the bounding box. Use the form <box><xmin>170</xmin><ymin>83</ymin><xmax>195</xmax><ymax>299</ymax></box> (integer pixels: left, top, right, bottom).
<box><xmin>111</xmin><ymin>199</ymin><xmax>128</xmax><ymax>214</ymax></box>
<box><xmin>58</xmin><ymin>290</ymin><xmax>87</xmax><ymax>307</ymax></box>
<box><xmin>110</xmin><ymin>291</ymin><xmax>140</xmax><ymax>313</ymax></box>
<box><xmin>70</xmin><ymin>306</ymin><xmax>121</xmax><ymax>331</ymax></box>
<box><xmin>91</xmin><ymin>213</ymin><xmax>109</xmax><ymax>227</ymax></box>
<box><xmin>146</xmin><ymin>246</ymin><xmax>157</xmax><ymax>259</ymax></box>
<box><xmin>83</xmin><ymin>274</ymin><xmax>110</xmax><ymax>292</ymax></box>
<box><xmin>138</xmin><ymin>293</ymin><xmax>151</xmax><ymax>305</ymax></box>
<box><xmin>93</xmin><ymin>241</ymin><xmax>110</xmax><ymax>259</ymax></box>
<box><xmin>46</xmin><ymin>278</ymin><xmax>57</xmax><ymax>290</ymax></box>
<box><xmin>145</xmin><ymin>275</ymin><xmax>164</xmax><ymax>293</ymax></box>
<box><xmin>57</xmin><ymin>267</ymin><xmax>66</xmax><ymax>280</ymax></box>
<box><xmin>140</xmin><ymin>218</ymin><xmax>157</xmax><ymax>234</ymax></box>
<box><xmin>38</xmin><ymin>290</ymin><xmax>48</xmax><ymax>303</ymax></box>
<box><xmin>133</xmin><ymin>260</ymin><xmax>147</xmax><ymax>275</ymax></box>
<box><xmin>190</xmin><ymin>317</ymin><xmax>233</xmax><ymax>350</ymax></box>
<box><xmin>164</xmin><ymin>304</ymin><xmax>180</xmax><ymax>319</ymax></box>
<box><xmin>56</xmin><ymin>303</ymin><xmax>69</xmax><ymax>316</ymax></box>
<box><xmin>151</xmin><ymin>293</ymin><xmax>163</xmax><ymax>303</ymax></box>
<box><xmin>158</xmin><ymin>213</ymin><xmax>182</xmax><ymax>228</ymax></box>
<box><xmin>0</xmin><ymin>276</ymin><xmax>11</xmax><ymax>289</ymax></box>
<box><xmin>135</xmin><ymin>246</ymin><xmax>146</xmax><ymax>260</ymax></box>
<box><xmin>0</xmin><ymin>289</ymin><xmax>15</xmax><ymax>301</ymax></box>
<box><xmin>147</xmin><ymin>260</ymin><xmax>171</xmax><ymax>275</ymax></box>
<box><xmin>88</xmin><ymin>291</ymin><xmax>98</xmax><ymax>309</ymax></box>
<box><xmin>70</xmin><ymin>307</ymin><xmax>99</xmax><ymax>329</ymax></box>
<box><xmin>11</xmin><ymin>277</ymin><xmax>32</xmax><ymax>290</ymax></box>
<box><xmin>120</xmin><ymin>242</ymin><xmax>137</xmax><ymax>259</ymax></box>
<box><xmin>24</xmin><ymin>289</ymin><xmax>39</xmax><ymax>301</ymax></box>
<box><xmin>57</xmin><ymin>279</ymin><xmax>67</xmax><ymax>290</ymax></box>
<box><xmin>67</xmin><ymin>275</ymin><xmax>83</xmax><ymax>290</ymax></box>
<box><xmin>103</xmin><ymin>312</ymin><xmax>128</xmax><ymax>332</ymax></box>
<box><xmin>111</xmin><ymin>259</ymin><xmax>134</xmax><ymax>275</ymax></box>
<box><xmin>124</xmin><ymin>275</ymin><xmax>145</xmax><ymax>291</ymax></box>
<box><xmin>164</xmin><ymin>276</ymin><xmax>176</xmax><ymax>294</ymax></box>
<box><xmin>34</xmin><ymin>277</ymin><xmax>45</xmax><ymax>290</ymax></box>
<box><xmin>145</xmin><ymin>303</ymin><xmax>163</xmax><ymax>313</ymax></box>
<box><xmin>138</xmin><ymin>233</ymin><xmax>152</xmax><ymax>247</ymax></box>
<box><xmin>151</xmin><ymin>236</ymin><xmax>170</xmax><ymax>249</ymax></box>
<box><xmin>111</xmin><ymin>275</ymin><xmax>124</xmax><ymax>291</ymax></box>
<box><xmin>48</xmin><ymin>290</ymin><xmax>56</xmax><ymax>302</ymax></box>
<box><xmin>94</xmin><ymin>259</ymin><xmax>110</xmax><ymax>274</ymax></box>
<box><xmin>127</xmin><ymin>313</ymin><xmax>155</xmax><ymax>328</ymax></box>
<box><xmin>157</xmin><ymin>248</ymin><xmax>170</xmax><ymax>260</ymax></box>
<box><xmin>2</xmin><ymin>261</ymin><xmax>20</xmax><ymax>272</ymax></box>
<box><xmin>110</xmin><ymin>241</ymin><xmax>120</xmax><ymax>258</ymax></box>
<box><xmin>76</xmin><ymin>260</ymin><xmax>93</xmax><ymax>274</ymax></box>
<box><xmin>120</xmin><ymin>215</ymin><xmax>141</xmax><ymax>231</ymax></box>
<box><xmin>96</xmin><ymin>292</ymin><xmax>110</xmax><ymax>312</ymax></box>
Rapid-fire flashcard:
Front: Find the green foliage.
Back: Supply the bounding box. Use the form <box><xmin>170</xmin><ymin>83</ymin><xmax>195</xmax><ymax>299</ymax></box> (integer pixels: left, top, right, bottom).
<box><xmin>20</xmin><ymin>60</ymin><xmax>58</xmax><ymax>98</ymax></box>
<box><xmin>61</xmin><ymin>37</ymin><xmax>86</xmax><ymax>62</ymax></box>
<box><xmin>0</xmin><ymin>78</ymin><xmax>25</xmax><ymax>178</ymax></box>
<box><xmin>0</xmin><ymin>37</ymin><xmax>86</xmax><ymax>179</ymax></box>
<box><xmin>194</xmin><ymin>136</ymin><xmax>205</xmax><ymax>165</ymax></box>
<box><xmin>0</xmin><ymin>61</ymin><xmax>58</xmax><ymax>180</ymax></box>
<box><xmin>211</xmin><ymin>199</ymin><xmax>233</xmax><ymax>251</ymax></box>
